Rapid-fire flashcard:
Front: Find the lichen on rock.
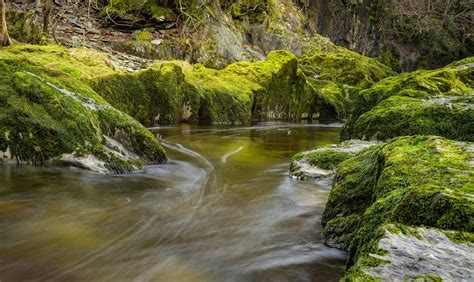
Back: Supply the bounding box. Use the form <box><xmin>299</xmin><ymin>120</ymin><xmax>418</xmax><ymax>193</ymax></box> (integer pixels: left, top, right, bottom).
<box><xmin>358</xmin><ymin>224</ymin><xmax>474</xmax><ymax>281</ymax></box>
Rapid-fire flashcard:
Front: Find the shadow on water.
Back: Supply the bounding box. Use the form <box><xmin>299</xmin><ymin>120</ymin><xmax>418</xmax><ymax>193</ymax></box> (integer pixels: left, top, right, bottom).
<box><xmin>0</xmin><ymin>122</ymin><xmax>347</xmax><ymax>281</ymax></box>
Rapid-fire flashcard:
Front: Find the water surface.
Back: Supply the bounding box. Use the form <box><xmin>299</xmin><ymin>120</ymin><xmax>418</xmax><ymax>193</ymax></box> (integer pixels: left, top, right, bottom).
<box><xmin>0</xmin><ymin>122</ymin><xmax>346</xmax><ymax>281</ymax></box>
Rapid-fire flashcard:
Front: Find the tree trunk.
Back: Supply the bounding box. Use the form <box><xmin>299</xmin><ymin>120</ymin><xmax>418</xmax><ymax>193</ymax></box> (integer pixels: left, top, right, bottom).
<box><xmin>43</xmin><ymin>0</ymin><xmax>53</xmax><ymax>34</ymax></box>
<box><xmin>0</xmin><ymin>0</ymin><xmax>10</xmax><ymax>46</ymax></box>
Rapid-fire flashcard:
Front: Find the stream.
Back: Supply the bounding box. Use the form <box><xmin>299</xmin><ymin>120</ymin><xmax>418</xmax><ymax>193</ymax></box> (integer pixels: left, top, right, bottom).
<box><xmin>0</xmin><ymin>122</ymin><xmax>347</xmax><ymax>281</ymax></box>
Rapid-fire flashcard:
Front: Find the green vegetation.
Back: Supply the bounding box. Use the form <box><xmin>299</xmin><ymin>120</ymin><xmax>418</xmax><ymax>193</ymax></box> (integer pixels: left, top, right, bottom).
<box><xmin>305</xmin><ymin>150</ymin><xmax>351</xmax><ymax>170</ymax></box>
<box><xmin>342</xmin><ymin>57</ymin><xmax>474</xmax><ymax>141</ymax></box>
<box><xmin>0</xmin><ymin>44</ymin><xmax>166</xmax><ymax>172</ymax></box>
<box><xmin>6</xmin><ymin>10</ymin><xmax>44</xmax><ymax>44</ymax></box>
<box><xmin>321</xmin><ymin>136</ymin><xmax>473</xmax><ymax>280</ymax></box>
<box><xmin>352</xmin><ymin>96</ymin><xmax>473</xmax><ymax>141</ymax></box>
<box><xmin>299</xmin><ymin>48</ymin><xmax>395</xmax><ymax>120</ymax></box>
<box><xmin>94</xmin><ymin>50</ymin><xmax>313</xmax><ymax>125</ymax></box>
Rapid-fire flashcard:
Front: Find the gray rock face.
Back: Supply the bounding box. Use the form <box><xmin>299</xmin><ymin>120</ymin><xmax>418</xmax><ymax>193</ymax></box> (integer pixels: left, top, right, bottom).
<box><xmin>364</xmin><ymin>226</ymin><xmax>474</xmax><ymax>281</ymax></box>
<box><xmin>303</xmin><ymin>0</ymin><xmax>473</xmax><ymax>71</ymax></box>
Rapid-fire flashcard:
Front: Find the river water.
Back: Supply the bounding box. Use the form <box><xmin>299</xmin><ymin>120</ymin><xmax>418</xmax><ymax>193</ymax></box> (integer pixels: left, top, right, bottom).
<box><xmin>0</xmin><ymin>122</ymin><xmax>347</xmax><ymax>281</ymax></box>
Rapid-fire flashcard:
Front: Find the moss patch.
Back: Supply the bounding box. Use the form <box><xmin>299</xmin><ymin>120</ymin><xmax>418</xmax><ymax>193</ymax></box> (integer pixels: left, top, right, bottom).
<box><xmin>6</xmin><ymin>10</ymin><xmax>44</xmax><ymax>44</ymax></box>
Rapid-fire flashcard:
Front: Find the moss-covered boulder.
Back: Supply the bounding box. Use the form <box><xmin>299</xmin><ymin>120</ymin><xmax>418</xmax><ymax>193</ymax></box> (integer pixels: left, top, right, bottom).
<box><xmin>342</xmin><ymin>57</ymin><xmax>474</xmax><ymax>141</ymax></box>
<box><xmin>347</xmin><ymin>224</ymin><xmax>474</xmax><ymax>281</ymax></box>
<box><xmin>321</xmin><ymin>135</ymin><xmax>473</xmax><ymax>280</ymax></box>
<box><xmin>0</xmin><ymin>45</ymin><xmax>166</xmax><ymax>173</ymax></box>
<box><xmin>94</xmin><ymin>50</ymin><xmax>313</xmax><ymax>125</ymax></box>
<box><xmin>352</xmin><ymin>95</ymin><xmax>474</xmax><ymax>141</ymax></box>
<box><xmin>299</xmin><ymin>48</ymin><xmax>395</xmax><ymax>120</ymax></box>
<box><xmin>92</xmin><ymin>62</ymin><xmax>198</xmax><ymax>125</ymax></box>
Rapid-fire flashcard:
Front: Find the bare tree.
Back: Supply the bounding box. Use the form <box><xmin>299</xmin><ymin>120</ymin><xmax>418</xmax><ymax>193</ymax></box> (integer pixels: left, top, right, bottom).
<box><xmin>43</xmin><ymin>0</ymin><xmax>53</xmax><ymax>34</ymax></box>
<box><xmin>0</xmin><ymin>0</ymin><xmax>10</xmax><ymax>46</ymax></box>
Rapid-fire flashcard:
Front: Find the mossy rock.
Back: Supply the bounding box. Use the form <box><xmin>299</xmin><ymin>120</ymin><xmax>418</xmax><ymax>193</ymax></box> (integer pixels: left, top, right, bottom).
<box><xmin>290</xmin><ymin>140</ymin><xmax>377</xmax><ymax>180</ymax></box>
<box><xmin>342</xmin><ymin>57</ymin><xmax>474</xmax><ymax>140</ymax></box>
<box><xmin>344</xmin><ymin>224</ymin><xmax>473</xmax><ymax>281</ymax></box>
<box><xmin>101</xmin><ymin>0</ymin><xmax>177</xmax><ymax>26</ymax></box>
<box><xmin>0</xmin><ymin>44</ymin><xmax>166</xmax><ymax>173</ymax></box>
<box><xmin>92</xmin><ymin>62</ymin><xmax>199</xmax><ymax>125</ymax></box>
<box><xmin>321</xmin><ymin>135</ymin><xmax>474</xmax><ymax>280</ymax></box>
<box><xmin>352</xmin><ymin>95</ymin><xmax>474</xmax><ymax>141</ymax></box>
<box><xmin>94</xmin><ymin>50</ymin><xmax>314</xmax><ymax>125</ymax></box>
<box><xmin>299</xmin><ymin>48</ymin><xmax>395</xmax><ymax>120</ymax></box>
<box><xmin>6</xmin><ymin>10</ymin><xmax>44</xmax><ymax>44</ymax></box>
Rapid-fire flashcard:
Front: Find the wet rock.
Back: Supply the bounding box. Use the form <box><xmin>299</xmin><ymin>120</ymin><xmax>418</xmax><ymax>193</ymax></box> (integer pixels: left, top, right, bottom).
<box><xmin>55</xmin><ymin>154</ymin><xmax>109</xmax><ymax>174</ymax></box>
<box><xmin>289</xmin><ymin>140</ymin><xmax>377</xmax><ymax>181</ymax></box>
<box><xmin>362</xmin><ymin>225</ymin><xmax>474</xmax><ymax>281</ymax></box>
<box><xmin>321</xmin><ymin>136</ymin><xmax>473</xmax><ymax>280</ymax></box>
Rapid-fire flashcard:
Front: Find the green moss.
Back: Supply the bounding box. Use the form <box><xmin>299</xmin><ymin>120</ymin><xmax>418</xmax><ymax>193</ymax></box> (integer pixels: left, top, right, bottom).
<box><xmin>322</xmin><ymin>135</ymin><xmax>474</xmax><ymax>279</ymax></box>
<box><xmin>352</xmin><ymin>96</ymin><xmax>474</xmax><ymax>141</ymax></box>
<box><xmin>411</xmin><ymin>274</ymin><xmax>443</xmax><ymax>282</ymax></box>
<box><xmin>305</xmin><ymin>150</ymin><xmax>352</xmax><ymax>170</ymax></box>
<box><xmin>92</xmin><ymin>62</ymin><xmax>198</xmax><ymax>125</ymax></box>
<box><xmin>6</xmin><ymin>10</ymin><xmax>43</xmax><ymax>44</ymax></box>
<box><xmin>0</xmin><ymin>44</ymin><xmax>166</xmax><ymax>172</ymax></box>
<box><xmin>444</xmin><ymin>230</ymin><xmax>474</xmax><ymax>244</ymax></box>
<box><xmin>342</xmin><ymin>57</ymin><xmax>474</xmax><ymax>140</ymax></box>
<box><xmin>299</xmin><ymin>48</ymin><xmax>395</xmax><ymax>120</ymax></box>
<box><xmin>134</xmin><ymin>30</ymin><xmax>153</xmax><ymax>42</ymax></box>
<box><xmin>323</xmin><ymin>214</ymin><xmax>361</xmax><ymax>250</ymax></box>
<box><xmin>95</xmin><ymin>50</ymin><xmax>313</xmax><ymax>125</ymax></box>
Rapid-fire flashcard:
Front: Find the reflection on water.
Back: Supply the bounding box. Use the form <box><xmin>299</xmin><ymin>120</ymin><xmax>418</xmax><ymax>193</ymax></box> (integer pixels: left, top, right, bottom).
<box><xmin>0</xmin><ymin>122</ymin><xmax>346</xmax><ymax>281</ymax></box>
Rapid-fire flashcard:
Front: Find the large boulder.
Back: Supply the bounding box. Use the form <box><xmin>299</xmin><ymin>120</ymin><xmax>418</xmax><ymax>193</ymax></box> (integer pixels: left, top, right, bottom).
<box><xmin>93</xmin><ymin>50</ymin><xmax>313</xmax><ymax>125</ymax></box>
<box><xmin>298</xmin><ymin>48</ymin><xmax>395</xmax><ymax>120</ymax></box>
<box><xmin>321</xmin><ymin>135</ymin><xmax>473</xmax><ymax>280</ymax></box>
<box><xmin>0</xmin><ymin>45</ymin><xmax>166</xmax><ymax>173</ymax></box>
<box><xmin>342</xmin><ymin>57</ymin><xmax>474</xmax><ymax>141</ymax></box>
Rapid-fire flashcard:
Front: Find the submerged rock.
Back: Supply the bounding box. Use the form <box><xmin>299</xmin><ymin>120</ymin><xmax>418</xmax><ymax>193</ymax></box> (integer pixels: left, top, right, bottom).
<box><xmin>0</xmin><ymin>45</ymin><xmax>167</xmax><ymax>173</ymax></box>
<box><xmin>320</xmin><ymin>135</ymin><xmax>473</xmax><ymax>280</ymax></box>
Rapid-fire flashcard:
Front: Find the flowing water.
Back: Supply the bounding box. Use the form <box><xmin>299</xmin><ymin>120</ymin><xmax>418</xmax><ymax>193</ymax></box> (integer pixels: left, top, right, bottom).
<box><xmin>0</xmin><ymin>122</ymin><xmax>347</xmax><ymax>281</ymax></box>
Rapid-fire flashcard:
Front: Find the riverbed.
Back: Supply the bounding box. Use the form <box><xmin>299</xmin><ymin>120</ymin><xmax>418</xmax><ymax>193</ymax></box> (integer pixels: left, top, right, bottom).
<box><xmin>0</xmin><ymin>122</ymin><xmax>347</xmax><ymax>281</ymax></box>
